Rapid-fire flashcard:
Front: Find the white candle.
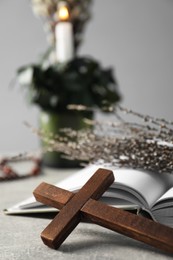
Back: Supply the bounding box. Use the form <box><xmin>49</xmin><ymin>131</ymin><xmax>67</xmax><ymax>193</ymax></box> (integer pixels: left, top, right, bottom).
<box><xmin>55</xmin><ymin>3</ymin><xmax>74</xmax><ymax>63</ymax></box>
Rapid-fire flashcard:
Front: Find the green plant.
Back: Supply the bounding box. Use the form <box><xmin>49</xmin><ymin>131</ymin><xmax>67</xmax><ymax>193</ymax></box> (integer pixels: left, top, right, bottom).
<box><xmin>17</xmin><ymin>56</ymin><xmax>121</xmax><ymax>112</ymax></box>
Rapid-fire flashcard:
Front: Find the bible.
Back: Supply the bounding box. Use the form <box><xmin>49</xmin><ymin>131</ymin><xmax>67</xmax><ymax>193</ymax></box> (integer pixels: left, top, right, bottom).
<box><xmin>4</xmin><ymin>165</ymin><xmax>173</xmax><ymax>227</ymax></box>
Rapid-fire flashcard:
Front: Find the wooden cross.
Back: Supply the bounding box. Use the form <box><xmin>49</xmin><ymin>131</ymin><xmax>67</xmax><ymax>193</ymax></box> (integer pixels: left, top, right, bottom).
<box><xmin>33</xmin><ymin>168</ymin><xmax>173</xmax><ymax>254</ymax></box>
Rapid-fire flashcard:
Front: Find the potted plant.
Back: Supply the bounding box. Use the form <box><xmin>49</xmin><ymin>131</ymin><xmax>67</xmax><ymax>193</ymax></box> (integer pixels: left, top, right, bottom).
<box><xmin>17</xmin><ymin>0</ymin><xmax>121</xmax><ymax>167</ymax></box>
<box><xmin>17</xmin><ymin>56</ymin><xmax>121</xmax><ymax>167</ymax></box>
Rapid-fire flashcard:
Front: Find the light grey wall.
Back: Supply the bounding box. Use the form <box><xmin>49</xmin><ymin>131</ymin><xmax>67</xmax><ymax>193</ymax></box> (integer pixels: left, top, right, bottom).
<box><xmin>0</xmin><ymin>0</ymin><xmax>47</xmax><ymax>152</ymax></box>
<box><xmin>82</xmin><ymin>0</ymin><xmax>173</xmax><ymax>118</ymax></box>
<box><xmin>0</xmin><ymin>0</ymin><xmax>173</xmax><ymax>152</ymax></box>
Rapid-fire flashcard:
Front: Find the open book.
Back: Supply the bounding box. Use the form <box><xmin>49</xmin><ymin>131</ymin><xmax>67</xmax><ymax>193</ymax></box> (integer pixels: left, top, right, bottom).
<box><xmin>4</xmin><ymin>165</ymin><xmax>173</xmax><ymax>227</ymax></box>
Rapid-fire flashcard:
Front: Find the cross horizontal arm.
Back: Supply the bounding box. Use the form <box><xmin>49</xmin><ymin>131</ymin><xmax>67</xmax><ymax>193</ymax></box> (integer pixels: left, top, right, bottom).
<box><xmin>34</xmin><ymin>182</ymin><xmax>73</xmax><ymax>210</ymax></box>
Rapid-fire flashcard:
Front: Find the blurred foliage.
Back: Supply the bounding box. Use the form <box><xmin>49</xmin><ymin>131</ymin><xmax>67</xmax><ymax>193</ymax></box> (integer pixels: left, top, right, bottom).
<box><xmin>17</xmin><ymin>56</ymin><xmax>121</xmax><ymax>112</ymax></box>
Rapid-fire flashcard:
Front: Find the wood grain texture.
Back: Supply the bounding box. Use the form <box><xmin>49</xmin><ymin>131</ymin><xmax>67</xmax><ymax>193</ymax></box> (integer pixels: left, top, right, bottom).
<box><xmin>33</xmin><ymin>169</ymin><xmax>173</xmax><ymax>254</ymax></box>
<box><xmin>37</xmin><ymin>169</ymin><xmax>114</xmax><ymax>249</ymax></box>
<box><xmin>34</xmin><ymin>182</ymin><xmax>73</xmax><ymax>209</ymax></box>
<box><xmin>82</xmin><ymin>199</ymin><xmax>173</xmax><ymax>254</ymax></box>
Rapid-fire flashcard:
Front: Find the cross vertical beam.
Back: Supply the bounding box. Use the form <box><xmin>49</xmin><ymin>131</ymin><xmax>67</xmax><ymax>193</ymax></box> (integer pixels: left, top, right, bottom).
<box><xmin>39</xmin><ymin>169</ymin><xmax>114</xmax><ymax>249</ymax></box>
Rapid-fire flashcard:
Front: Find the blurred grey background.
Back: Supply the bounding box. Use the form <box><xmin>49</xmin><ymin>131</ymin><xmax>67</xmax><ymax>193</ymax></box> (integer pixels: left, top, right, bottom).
<box><xmin>0</xmin><ymin>0</ymin><xmax>173</xmax><ymax>152</ymax></box>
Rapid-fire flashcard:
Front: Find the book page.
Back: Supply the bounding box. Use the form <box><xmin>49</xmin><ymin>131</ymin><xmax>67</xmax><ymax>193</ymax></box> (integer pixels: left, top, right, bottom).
<box><xmin>151</xmin><ymin>188</ymin><xmax>173</xmax><ymax>226</ymax></box>
<box><xmin>152</xmin><ymin>187</ymin><xmax>173</xmax><ymax>210</ymax></box>
<box><xmin>55</xmin><ymin>165</ymin><xmax>173</xmax><ymax>209</ymax></box>
<box><xmin>5</xmin><ymin>165</ymin><xmax>173</xmax><ymax>213</ymax></box>
<box><xmin>112</xmin><ymin>169</ymin><xmax>173</xmax><ymax>208</ymax></box>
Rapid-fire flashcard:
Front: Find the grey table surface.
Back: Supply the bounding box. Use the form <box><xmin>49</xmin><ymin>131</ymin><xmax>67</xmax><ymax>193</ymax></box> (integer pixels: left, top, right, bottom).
<box><xmin>0</xmin><ymin>167</ymin><xmax>173</xmax><ymax>260</ymax></box>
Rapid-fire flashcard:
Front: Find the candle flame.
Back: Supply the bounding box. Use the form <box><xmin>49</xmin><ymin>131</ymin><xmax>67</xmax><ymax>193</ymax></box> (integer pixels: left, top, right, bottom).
<box><xmin>58</xmin><ymin>6</ymin><xmax>70</xmax><ymax>21</ymax></box>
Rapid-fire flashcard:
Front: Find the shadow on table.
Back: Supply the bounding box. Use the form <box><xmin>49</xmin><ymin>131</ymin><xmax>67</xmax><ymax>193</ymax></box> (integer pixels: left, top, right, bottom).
<box><xmin>8</xmin><ymin>213</ymin><xmax>173</xmax><ymax>258</ymax></box>
<box><xmin>60</xmin><ymin>225</ymin><xmax>173</xmax><ymax>258</ymax></box>
<box><xmin>7</xmin><ymin>212</ymin><xmax>58</xmax><ymax>219</ymax></box>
